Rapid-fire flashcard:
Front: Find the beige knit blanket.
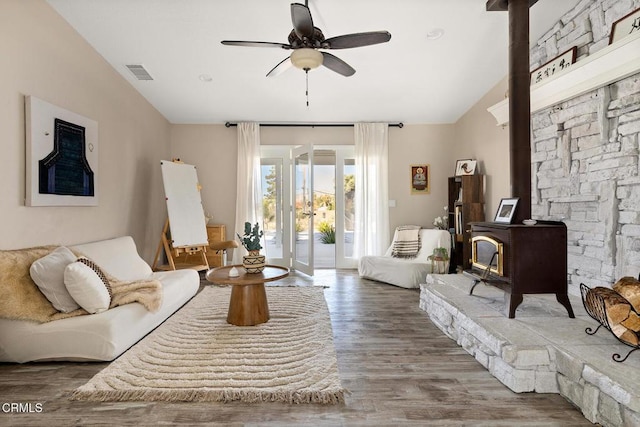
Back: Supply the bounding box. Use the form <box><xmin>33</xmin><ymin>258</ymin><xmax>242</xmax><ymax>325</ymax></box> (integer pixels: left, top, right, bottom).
<box><xmin>0</xmin><ymin>246</ymin><xmax>163</xmax><ymax>324</ymax></box>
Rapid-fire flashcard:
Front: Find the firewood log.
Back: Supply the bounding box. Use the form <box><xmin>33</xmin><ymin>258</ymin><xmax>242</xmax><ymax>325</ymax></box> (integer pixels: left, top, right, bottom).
<box><xmin>621</xmin><ymin>311</ymin><xmax>640</xmax><ymax>332</ymax></box>
<box><xmin>613</xmin><ymin>276</ymin><xmax>640</xmax><ymax>312</ymax></box>
<box><xmin>588</xmin><ymin>287</ymin><xmax>631</xmax><ymax>324</ymax></box>
<box><xmin>611</xmin><ymin>324</ymin><xmax>639</xmax><ymax>346</ymax></box>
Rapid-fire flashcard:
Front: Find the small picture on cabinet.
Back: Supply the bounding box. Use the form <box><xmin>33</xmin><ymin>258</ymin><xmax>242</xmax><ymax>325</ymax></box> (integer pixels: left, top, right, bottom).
<box><xmin>494</xmin><ymin>197</ymin><xmax>519</xmax><ymax>223</ymax></box>
<box><xmin>411</xmin><ymin>164</ymin><xmax>430</xmax><ymax>194</ymax></box>
<box><xmin>455</xmin><ymin>159</ymin><xmax>475</xmax><ymax>176</ymax></box>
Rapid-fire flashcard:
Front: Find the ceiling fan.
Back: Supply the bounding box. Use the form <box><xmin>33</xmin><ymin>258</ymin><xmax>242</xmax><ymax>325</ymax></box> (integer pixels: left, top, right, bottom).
<box><xmin>221</xmin><ymin>1</ymin><xmax>391</xmax><ymax>78</ymax></box>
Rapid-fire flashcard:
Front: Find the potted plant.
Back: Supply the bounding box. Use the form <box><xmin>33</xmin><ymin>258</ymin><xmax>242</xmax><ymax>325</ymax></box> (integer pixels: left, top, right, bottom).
<box><xmin>237</xmin><ymin>221</ymin><xmax>265</xmax><ymax>273</ymax></box>
<box><xmin>318</xmin><ymin>220</ymin><xmax>336</xmax><ymax>244</ymax></box>
<box><xmin>428</xmin><ymin>247</ymin><xmax>450</xmax><ymax>274</ymax></box>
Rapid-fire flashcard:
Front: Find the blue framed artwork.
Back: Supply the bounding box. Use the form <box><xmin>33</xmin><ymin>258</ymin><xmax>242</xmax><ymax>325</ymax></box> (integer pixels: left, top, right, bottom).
<box><xmin>26</xmin><ymin>96</ymin><xmax>98</xmax><ymax>206</ymax></box>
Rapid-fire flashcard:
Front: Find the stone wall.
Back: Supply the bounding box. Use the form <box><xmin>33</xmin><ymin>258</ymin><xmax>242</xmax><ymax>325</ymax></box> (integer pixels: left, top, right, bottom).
<box><xmin>529</xmin><ymin>0</ymin><xmax>640</xmax><ymax>294</ymax></box>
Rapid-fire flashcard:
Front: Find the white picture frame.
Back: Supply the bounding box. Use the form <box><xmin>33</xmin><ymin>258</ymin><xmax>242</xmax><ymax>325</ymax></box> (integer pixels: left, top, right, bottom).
<box><xmin>494</xmin><ymin>198</ymin><xmax>519</xmax><ymax>224</ymax></box>
<box><xmin>455</xmin><ymin>159</ymin><xmax>476</xmax><ymax>176</ymax></box>
<box><xmin>460</xmin><ymin>160</ymin><xmax>477</xmax><ymax>175</ymax></box>
<box><xmin>25</xmin><ymin>96</ymin><xmax>98</xmax><ymax>206</ymax></box>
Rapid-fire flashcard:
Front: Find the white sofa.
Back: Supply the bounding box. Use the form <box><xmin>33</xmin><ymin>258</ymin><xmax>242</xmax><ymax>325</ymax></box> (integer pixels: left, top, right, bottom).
<box><xmin>358</xmin><ymin>229</ymin><xmax>451</xmax><ymax>289</ymax></box>
<box><xmin>0</xmin><ymin>236</ymin><xmax>199</xmax><ymax>363</ymax></box>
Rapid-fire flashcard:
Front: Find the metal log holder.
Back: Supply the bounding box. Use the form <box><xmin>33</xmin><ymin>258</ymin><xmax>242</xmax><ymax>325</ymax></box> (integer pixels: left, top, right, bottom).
<box><xmin>580</xmin><ymin>283</ymin><xmax>640</xmax><ymax>362</ymax></box>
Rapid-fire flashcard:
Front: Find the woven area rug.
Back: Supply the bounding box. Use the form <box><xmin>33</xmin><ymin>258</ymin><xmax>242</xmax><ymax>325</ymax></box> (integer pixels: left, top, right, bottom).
<box><xmin>72</xmin><ymin>286</ymin><xmax>345</xmax><ymax>404</ymax></box>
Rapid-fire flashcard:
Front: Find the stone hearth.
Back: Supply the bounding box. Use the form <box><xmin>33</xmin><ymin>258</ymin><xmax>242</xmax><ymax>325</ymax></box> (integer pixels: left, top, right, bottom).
<box><xmin>420</xmin><ymin>273</ymin><xmax>640</xmax><ymax>427</ymax></box>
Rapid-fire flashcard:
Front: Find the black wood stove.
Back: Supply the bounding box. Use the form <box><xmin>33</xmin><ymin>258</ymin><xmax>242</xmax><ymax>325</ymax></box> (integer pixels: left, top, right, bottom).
<box><xmin>466</xmin><ymin>221</ymin><xmax>574</xmax><ymax>319</ymax></box>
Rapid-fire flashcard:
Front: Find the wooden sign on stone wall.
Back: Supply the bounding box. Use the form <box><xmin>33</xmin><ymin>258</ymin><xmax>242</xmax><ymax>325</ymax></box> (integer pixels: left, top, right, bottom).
<box><xmin>610</xmin><ymin>7</ymin><xmax>640</xmax><ymax>44</ymax></box>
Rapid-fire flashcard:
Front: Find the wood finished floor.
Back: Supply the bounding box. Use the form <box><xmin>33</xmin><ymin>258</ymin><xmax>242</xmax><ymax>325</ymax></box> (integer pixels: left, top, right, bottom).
<box><xmin>0</xmin><ymin>270</ymin><xmax>591</xmax><ymax>426</ymax></box>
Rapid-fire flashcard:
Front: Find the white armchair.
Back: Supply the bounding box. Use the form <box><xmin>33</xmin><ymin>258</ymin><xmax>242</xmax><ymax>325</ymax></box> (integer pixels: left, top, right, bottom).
<box><xmin>358</xmin><ymin>229</ymin><xmax>451</xmax><ymax>289</ymax></box>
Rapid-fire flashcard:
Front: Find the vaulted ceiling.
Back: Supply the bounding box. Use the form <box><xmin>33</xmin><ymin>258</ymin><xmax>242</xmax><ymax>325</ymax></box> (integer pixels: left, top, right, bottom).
<box><xmin>46</xmin><ymin>0</ymin><xmax>582</xmax><ymax>124</ymax></box>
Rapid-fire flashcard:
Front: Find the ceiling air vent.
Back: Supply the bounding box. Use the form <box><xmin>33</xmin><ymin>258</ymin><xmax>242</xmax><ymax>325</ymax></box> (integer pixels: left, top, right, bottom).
<box><xmin>125</xmin><ymin>64</ymin><xmax>154</xmax><ymax>81</ymax></box>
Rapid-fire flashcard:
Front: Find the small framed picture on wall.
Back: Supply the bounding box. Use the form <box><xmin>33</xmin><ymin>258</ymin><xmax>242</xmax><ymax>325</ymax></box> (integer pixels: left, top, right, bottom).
<box><xmin>410</xmin><ymin>164</ymin><xmax>430</xmax><ymax>194</ymax></box>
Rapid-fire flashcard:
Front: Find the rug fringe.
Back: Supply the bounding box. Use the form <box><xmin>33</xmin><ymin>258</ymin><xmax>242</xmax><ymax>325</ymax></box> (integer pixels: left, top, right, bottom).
<box><xmin>71</xmin><ymin>387</ymin><xmax>346</xmax><ymax>404</ymax></box>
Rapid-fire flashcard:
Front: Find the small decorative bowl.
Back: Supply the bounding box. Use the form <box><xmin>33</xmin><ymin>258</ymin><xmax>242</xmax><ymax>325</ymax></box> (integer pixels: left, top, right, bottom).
<box><xmin>523</xmin><ymin>219</ymin><xmax>537</xmax><ymax>226</ymax></box>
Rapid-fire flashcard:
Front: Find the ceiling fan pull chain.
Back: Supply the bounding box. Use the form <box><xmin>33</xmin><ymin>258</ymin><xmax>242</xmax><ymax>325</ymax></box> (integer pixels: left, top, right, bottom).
<box><xmin>305</xmin><ymin>69</ymin><xmax>310</xmax><ymax>107</ymax></box>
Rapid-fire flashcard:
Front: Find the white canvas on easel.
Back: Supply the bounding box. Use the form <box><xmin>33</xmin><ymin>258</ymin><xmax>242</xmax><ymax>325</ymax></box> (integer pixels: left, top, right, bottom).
<box><xmin>153</xmin><ymin>160</ymin><xmax>210</xmax><ymax>271</ymax></box>
<box><xmin>160</xmin><ymin>161</ymin><xmax>208</xmax><ymax>248</ymax></box>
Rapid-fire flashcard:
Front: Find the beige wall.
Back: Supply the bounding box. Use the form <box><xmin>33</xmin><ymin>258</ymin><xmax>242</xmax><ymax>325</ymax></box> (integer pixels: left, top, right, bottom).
<box><xmin>454</xmin><ymin>77</ymin><xmax>510</xmax><ymax>219</ymax></box>
<box><xmin>0</xmin><ymin>1</ymin><xmax>171</xmax><ymax>261</ymax></box>
<box><xmin>169</xmin><ymin>124</ymin><xmax>237</xmax><ymax>235</ymax></box>
<box><xmin>388</xmin><ymin>124</ymin><xmax>456</xmax><ymax>231</ymax></box>
<box><xmin>170</xmin><ymin>124</ymin><xmax>456</xmax><ymax>245</ymax></box>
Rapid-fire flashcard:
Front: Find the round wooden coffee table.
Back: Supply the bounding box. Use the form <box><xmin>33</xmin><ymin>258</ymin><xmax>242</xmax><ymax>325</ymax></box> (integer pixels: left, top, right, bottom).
<box><xmin>205</xmin><ymin>265</ymin><xmax>289</xmax><ymax>326</ymax></box>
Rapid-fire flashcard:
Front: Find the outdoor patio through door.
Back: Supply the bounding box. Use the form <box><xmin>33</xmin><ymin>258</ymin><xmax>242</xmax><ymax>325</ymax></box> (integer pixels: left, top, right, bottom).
<box><xmin>260</xmin><ymin>146</ymin><xmax>356</xmax><ymax>274</ymax></box>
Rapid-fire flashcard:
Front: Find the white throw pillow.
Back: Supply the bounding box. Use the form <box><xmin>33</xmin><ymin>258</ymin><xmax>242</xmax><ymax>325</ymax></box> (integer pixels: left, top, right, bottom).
<box><xmin>29</xmin><ymin>246</ymin><xmax>80</xmax><ymax>313</ymax></box>
<box><xmin>64</xmin><ymin>258</ymin><xmax>112</xmax><ymax>314</ymax></box>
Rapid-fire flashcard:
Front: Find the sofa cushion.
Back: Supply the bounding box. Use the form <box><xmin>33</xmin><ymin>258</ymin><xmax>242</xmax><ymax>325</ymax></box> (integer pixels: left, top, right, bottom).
<box><xmin>29</xmin><ymin>246</ymin><xmax>80</xmax><ymax>313</ymax></box>
<box><xmin>64</xmin><ymin>258</ymin><xmax>112</xmax><ymax>314</ymax></box>
<box><xmin>71</xmin><ymin>236</ymin><xmax>152</xmax><ymax>281</ymax></box>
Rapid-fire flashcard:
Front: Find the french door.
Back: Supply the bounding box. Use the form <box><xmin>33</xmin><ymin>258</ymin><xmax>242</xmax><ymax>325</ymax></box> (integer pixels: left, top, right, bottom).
<box><xmin>260</xmin><ymin>145</ymin><xmax>356</xmax><ymax>274</ymax></box>
<box><xmin>334</xmin><ymin>147</ymin><xmax>357</xmax><ymax>268</ymax></box>
<box><xmin>292</xmin><ymin>145</ymin><xmax>314</xmax><ymax>275</ymax></box>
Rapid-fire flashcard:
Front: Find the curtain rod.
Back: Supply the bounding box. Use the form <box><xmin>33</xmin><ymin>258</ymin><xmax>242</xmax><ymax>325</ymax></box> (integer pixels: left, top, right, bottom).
<box><xmin>224</xmin><ymin>122</ymin><xmax>403</xmax><ymax>128</ymax></box>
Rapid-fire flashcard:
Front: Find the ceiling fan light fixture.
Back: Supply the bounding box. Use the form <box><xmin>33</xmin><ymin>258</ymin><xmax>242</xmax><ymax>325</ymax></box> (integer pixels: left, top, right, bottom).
<box><xmin>290</xmin><ymin>48</ymin><xmax>323</xmax><ymax>70</ymax></box>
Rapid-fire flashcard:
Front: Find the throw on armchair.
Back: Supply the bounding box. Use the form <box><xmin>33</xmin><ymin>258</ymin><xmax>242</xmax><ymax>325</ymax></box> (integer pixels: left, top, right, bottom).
<box><xmin>358</xmin><ymin>228</ymin><xmax>451</xmax><ymax>289</ymax></box>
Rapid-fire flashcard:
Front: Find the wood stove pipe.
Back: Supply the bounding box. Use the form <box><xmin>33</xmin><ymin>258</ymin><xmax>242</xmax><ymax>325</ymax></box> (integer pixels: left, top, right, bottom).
<box><xmin>487</xmin><ymin>0</ymin><xmax>537</xmax><ymax>223</ymax></box>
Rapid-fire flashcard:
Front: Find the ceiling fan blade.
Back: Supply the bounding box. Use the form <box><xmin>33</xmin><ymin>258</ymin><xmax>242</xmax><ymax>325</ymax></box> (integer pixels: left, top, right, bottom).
<box><xmin>291</xmin><ymin>3</ymin><xmax>314</xmax><ymax>39</ymax></box>
<box><xmin>324</xmin><ymin>31</ymin><xmax>391</xmax><ymax>49</ymax></box>
<box><xmin>266</xmin><ymin>56</ymin><xmax>293</xmax><ymax>77</ymax></box>
<box><xmin>321</xmin><ymin>52</ymin><xmax>355</xmax><ymax>77</ymax></box>
<box><xmin>221</xmin><ymin>40</ymin><xmax>291</xmax><ymax>49</ymax></box>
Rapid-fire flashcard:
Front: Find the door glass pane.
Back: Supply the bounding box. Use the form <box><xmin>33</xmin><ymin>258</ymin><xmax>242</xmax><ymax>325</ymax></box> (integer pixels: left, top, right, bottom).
<box><xmin>261</xmin><ymin>159</ymin><xmax>282</xmax><ymax>259</ymax></box>
<box><xmin>294</xmin><ymin>153</ymin><xmax>311</xmax><ymax>266</ymax></box>
<box><xmin>314</xmin><ymin>150</ymin><xmax>336</xmax><ymax>268</ymax></box>
<box><xmin>343</xmin><ymin>158</ymin><xmax>355</xmax><ymax>258</ymax></box>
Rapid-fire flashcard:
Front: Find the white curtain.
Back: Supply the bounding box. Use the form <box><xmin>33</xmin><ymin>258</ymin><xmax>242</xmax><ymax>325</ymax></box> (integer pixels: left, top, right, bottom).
<box><xmin>353</xmin><ymin>123</ymin><xmax>390</xmax><ymax>258</ymax></box>
<box><xmin>232</xmin><ymin>122</ymin><xmax>263</xmax><ymax>264</ymax></box>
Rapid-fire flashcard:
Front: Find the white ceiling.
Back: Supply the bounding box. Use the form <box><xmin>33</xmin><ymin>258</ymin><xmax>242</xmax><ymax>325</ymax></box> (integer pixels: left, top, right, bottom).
<box><xmin>46</xmin><ymin>0</ymin><xmax>582</xmax><ymax>125</ymax></box>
